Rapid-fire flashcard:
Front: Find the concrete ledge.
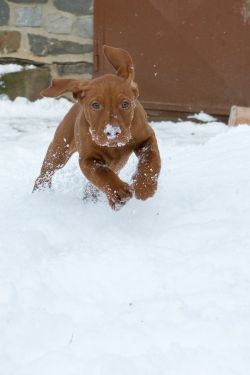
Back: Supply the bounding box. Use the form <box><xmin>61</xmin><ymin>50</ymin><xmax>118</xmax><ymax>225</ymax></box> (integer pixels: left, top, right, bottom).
<box><xmin>0</xmin><ymin>66</ymin><xmax>50</xmax><ymax>101</ymax></box>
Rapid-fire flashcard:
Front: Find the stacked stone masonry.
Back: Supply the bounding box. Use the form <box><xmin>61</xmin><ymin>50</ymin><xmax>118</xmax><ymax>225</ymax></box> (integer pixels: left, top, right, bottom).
<box><xmin>0</xmin><ymin>0</ymin><xmax>93</xmax><ymax>100</ymax></box>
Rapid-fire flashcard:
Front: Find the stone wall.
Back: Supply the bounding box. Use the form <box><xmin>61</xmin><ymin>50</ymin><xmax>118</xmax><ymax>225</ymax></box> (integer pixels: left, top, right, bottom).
<box><xmin>0</xmin><ymin>0</ymin><xmax>94</xmax><ymax>100</ymax></box>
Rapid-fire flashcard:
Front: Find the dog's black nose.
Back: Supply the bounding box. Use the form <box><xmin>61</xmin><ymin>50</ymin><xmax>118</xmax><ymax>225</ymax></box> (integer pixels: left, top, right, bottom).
<box><xmin>106</xmin><ymin>131</ymin><xmax>120</xmax><ymax>138</ymax></box>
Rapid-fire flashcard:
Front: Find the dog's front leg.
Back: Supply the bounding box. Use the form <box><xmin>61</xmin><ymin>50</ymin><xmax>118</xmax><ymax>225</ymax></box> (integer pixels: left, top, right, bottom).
<box><xmin>132</xmin><ymin>135</ymin><xmax>161</xmax><ymax>200</ymax></box>
<box><xmin>79</xmin><ymin>158</ymin><xmax>133</xmax><ymax>210</ymax></box>
<box><xmin>33</xmin><ymin>141</ymin><xmax>75</xmax><ymax>191</ymax></box>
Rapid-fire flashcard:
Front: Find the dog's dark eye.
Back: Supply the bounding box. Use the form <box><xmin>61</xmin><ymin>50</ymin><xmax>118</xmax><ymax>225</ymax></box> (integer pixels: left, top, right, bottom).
<box><xmin>121</xmin><ymin>101</ymin><xmax>130</xmax><ymax>109</ymax></box>
<box><xmin>91</xmin><ymin>102</ymin><xmax>100</xmax><ymax>110</ymax></box>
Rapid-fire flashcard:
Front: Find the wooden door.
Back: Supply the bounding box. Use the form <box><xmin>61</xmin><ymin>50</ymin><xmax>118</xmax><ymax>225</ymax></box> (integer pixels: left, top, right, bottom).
<box><xmin>94</xmin><ymin>0</ymin><xmax>250</xmax><ymax>115</ymax></box>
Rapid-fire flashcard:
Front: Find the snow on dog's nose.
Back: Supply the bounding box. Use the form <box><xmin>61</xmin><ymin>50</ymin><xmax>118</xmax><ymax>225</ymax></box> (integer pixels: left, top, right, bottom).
<box><xmin>104</xmin><ymin>124</ymin><xmax>121</xmax><ymax>140</ymax></box>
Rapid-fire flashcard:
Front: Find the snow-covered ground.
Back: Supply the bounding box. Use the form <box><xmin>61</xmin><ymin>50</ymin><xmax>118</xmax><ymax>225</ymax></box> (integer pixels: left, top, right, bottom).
<box><xmin>1</xmin><ymin>96</ymin><xmax>250</xmax><ymax>375</ymax></box>
<box><xmin>0</xmin><ymin>64</ymin><xmax>36</xmax><ymax>77</ymax></box>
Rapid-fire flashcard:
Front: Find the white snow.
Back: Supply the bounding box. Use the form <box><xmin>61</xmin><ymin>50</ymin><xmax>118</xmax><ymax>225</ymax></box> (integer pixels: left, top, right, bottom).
<box><xmin>188</xmin><ymin>110</ymin><xmax>217</xmax><ymax>122</ymax></box>
<box><xmin>0</xmin><ymin>64</ymin><xmax>36</xmax><ymax>77</ymax></box>
<box><xmin>0</xmin><ymin>95</ymin><xmax>72</xmax><ymax>118</ymax></box>
<box><xmin>1</xmin><ymin>96</ymin><xmax>250</xmax><ymax>375</ymax></box>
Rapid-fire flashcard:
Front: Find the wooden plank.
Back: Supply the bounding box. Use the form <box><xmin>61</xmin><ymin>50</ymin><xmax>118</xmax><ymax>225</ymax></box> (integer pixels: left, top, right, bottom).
<box><xmin>228</xmin><ymin>106</ymin><xmax>250</xmax><ymax>127</ymax></box>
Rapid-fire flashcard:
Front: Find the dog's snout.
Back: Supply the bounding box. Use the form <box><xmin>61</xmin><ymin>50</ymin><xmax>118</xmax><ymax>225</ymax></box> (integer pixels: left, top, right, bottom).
<box><xmin>104</xmin><ymin>124</ymin><xmax>121</xmax><ymax>140</ymax></box>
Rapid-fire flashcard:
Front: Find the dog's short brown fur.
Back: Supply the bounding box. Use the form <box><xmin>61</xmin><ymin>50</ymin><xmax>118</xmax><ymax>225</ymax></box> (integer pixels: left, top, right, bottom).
<box><xmin>33</xmin><ymin>45</ymin><xmax>161</xmax><ymax>210</ymax></box>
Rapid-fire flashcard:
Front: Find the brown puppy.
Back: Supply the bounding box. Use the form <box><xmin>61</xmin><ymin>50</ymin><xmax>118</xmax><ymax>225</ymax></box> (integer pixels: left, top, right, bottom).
<box><xmin>33</xmin><ymin>45</ymin><xmax>161</xmax><ymax>210</ymax></box>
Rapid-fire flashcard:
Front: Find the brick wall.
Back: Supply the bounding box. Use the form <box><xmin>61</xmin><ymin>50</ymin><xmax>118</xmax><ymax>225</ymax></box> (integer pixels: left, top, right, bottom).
<box><xmin>0</xmin><ymin>0</ymin><xmax>94</xmax><ymax>100</ymax></box>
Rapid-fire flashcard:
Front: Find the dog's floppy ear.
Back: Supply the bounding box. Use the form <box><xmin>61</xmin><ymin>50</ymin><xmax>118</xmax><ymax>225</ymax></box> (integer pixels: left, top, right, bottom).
<box><xmin>41</xmin><ymin>78</ymin><xmax>90</xmax><ymax>100</ymax></box>
<box><xmin>103</xmin><ymin>46</ymin><xmax>138</xmax><ymax>96</ymax></box>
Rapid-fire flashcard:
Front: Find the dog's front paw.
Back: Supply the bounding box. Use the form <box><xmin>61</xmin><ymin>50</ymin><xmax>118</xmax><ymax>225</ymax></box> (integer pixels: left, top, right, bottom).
<box><xmin>132</xmin><ymin>175</ymin><xmax>158</xmax><ymax>201</ymax></box>
<box><xmin>33</xmin><ymin>175</ymin><xmax>52</xmax><ymax>192</ymax></box>
<box><xmin>106</xmin><ymin>182</ymin><xmax>133</xmax><ymax>211</ymax></box>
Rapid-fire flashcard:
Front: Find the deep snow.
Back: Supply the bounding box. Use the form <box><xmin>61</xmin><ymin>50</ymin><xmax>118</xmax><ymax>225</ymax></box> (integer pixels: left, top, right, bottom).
<box><xmin>1</xmin><ymin>96</ymin><xmax>250</xmax><ymax>375</ymax></box>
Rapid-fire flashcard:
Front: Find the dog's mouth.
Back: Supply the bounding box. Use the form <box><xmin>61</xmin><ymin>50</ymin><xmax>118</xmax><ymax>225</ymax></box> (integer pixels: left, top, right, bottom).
<box><xmin>89</xmin><ymin>125</ymin><xmax>132</xmax><ymax>147</ymax></box>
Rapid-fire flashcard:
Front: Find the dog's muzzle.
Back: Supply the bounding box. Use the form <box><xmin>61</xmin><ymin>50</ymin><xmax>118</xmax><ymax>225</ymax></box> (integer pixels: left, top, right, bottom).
<box><xmin>89</xmin><ymin>124</ymin><xmax>131</xmax><ymax>147</ymax></box>
<box><xmin>104</xmin><ymin>124</ymin><xmax>121</xmax><ymax>140</ymax></box>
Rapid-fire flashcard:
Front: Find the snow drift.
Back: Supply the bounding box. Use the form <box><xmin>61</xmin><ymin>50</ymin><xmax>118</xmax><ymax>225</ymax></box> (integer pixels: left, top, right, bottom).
<box><xmin>0</xmin><ymin>96</ymin><xmax>250</xmax><ymax>375</ymax></box>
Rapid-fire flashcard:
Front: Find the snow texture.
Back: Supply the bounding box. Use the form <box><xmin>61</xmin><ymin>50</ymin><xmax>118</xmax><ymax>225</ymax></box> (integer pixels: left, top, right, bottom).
<box><xmin>1</xmin><ymin>96</ymin><xmax>250</xmax><ymax>375</ymax></box>
<box><xmin>188</xmin><ymin>110</ymin><xmax>217</xmax><ymax>122</ymax></box>
<box><xmin>0</xmin><ymin>64</ymin><xmax>36</xmax><ymax>77</ymax></box>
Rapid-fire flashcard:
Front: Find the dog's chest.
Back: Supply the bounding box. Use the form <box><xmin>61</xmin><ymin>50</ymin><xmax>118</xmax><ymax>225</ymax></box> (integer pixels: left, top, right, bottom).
<box><xmin>100</xmin><ymin>144</ymin><xmax>134</xmax><ymax>172</ymax></box>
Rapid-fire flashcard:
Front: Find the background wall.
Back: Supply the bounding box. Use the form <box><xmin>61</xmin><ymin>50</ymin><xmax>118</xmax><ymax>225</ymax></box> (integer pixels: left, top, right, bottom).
<box><xmin>0</xmin><ymin>0</ymin><xmax>94</xmax><ymax>100</ymax></box>
<box><xmin>94</xmin><ymin>0</ymin><xmax>250</xmax><ymax>116</ymax></box>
